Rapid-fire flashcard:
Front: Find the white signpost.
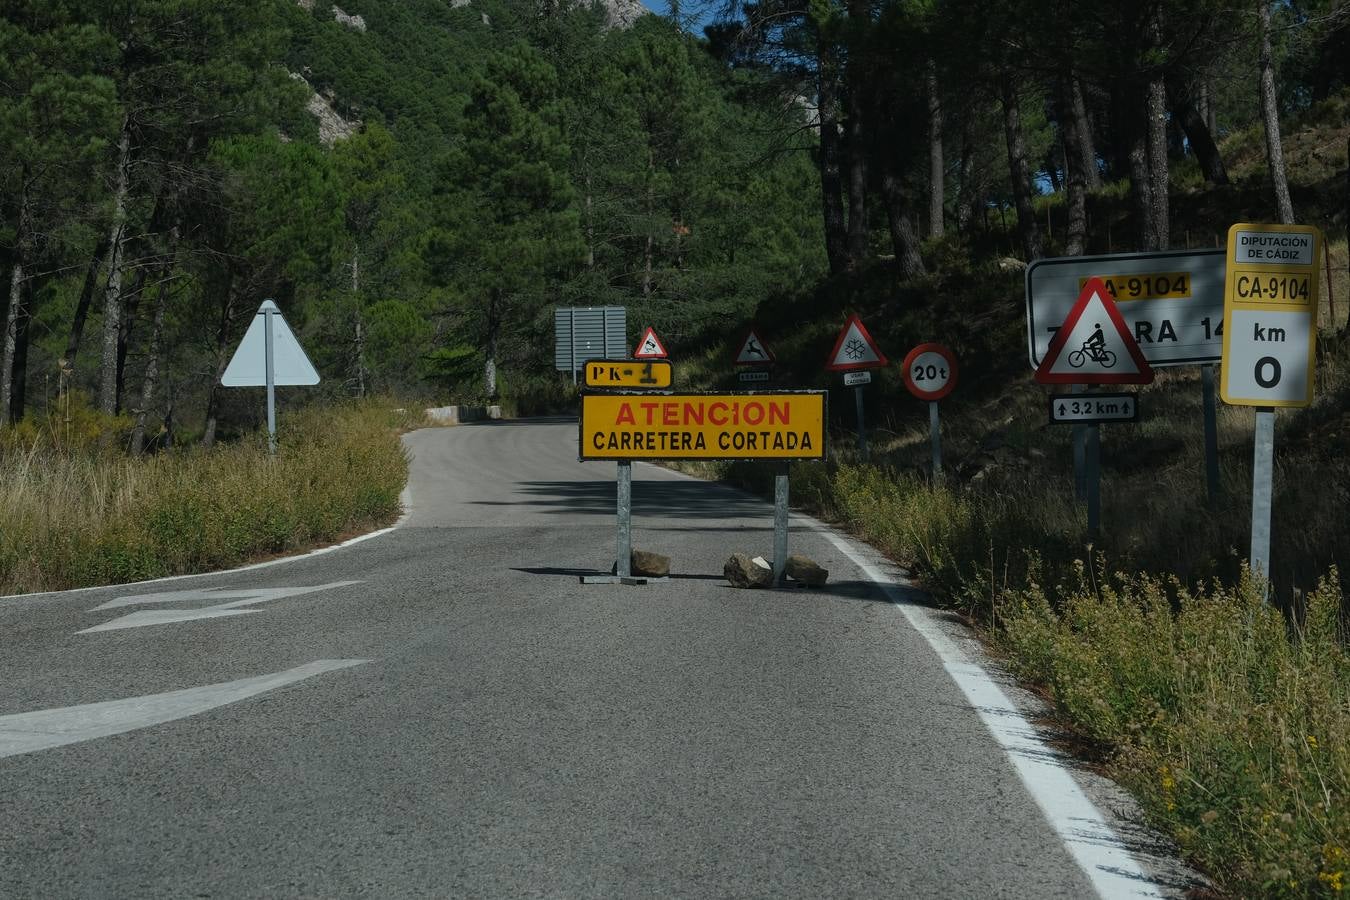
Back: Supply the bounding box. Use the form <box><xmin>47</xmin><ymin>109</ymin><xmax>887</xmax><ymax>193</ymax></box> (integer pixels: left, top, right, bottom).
<box><xmin>1220</xmin><ymin>222</ymin><xmax>1322</xmax><ymax>589</ymax></box>
<box><xmin>221</xmin><ymin>300</ymin><xmax>320</xmax><ymax>453</ymax></box>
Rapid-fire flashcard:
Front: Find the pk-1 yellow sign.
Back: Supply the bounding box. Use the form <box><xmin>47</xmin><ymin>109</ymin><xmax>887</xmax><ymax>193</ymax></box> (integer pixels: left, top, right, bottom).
<box><xmin>579</xmin><ymin>392</ymin><xmax>827</xmax><ymax>460</ymax></box>
<box><xmin>583</xmin><ymin>358</ymin><xmax>673</xmax><ymax>389</ymax></box>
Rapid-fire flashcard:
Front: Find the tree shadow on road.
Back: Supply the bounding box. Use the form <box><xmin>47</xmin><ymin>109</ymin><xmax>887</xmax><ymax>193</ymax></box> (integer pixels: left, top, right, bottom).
<box><xmin>472</xmin><ymin>479</ymin><xmax>770</xmax><ymax>520</ymax></box>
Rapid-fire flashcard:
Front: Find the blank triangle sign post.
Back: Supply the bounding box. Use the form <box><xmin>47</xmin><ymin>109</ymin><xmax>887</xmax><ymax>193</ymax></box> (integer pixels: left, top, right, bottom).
<box><xmin>633</xmin><ymin>326</ymin><xmax>668</xmax><ymax>360</ymax></box>
<box><xmin>221</xmin><ymin>300</ymin><xmax>320</xmax><ymax>387</ymax></box>
<box><xmin>733</xmin><ymin>328</ymin><xmax>775</xmax><ymax>366</ymax></box>
<box><xmin>1034</xmin><ymin>278</ymin><xmax>1153</xmax><ymax>385</ymax></box>
<box><xmin>221</xmin><ymin>299</ymin><xmax>320</xmax><ymax>453</ymax></box>
<box><xmin>826</xmin><ymin>314</ymin><xmax>888</xmax><ymax>371</ymax></box>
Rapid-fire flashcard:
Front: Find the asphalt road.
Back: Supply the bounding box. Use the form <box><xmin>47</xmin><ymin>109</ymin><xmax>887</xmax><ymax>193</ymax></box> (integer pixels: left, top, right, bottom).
<box><xmin>0</xmin><ymin>419</ymin><xmax>1191</xmax><ymax>898</ymax></box>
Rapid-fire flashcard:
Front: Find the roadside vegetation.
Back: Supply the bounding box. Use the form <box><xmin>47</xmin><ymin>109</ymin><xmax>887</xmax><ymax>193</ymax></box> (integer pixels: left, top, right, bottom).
<box><xmin>662</xmin><ymin>81</ymin><xmax>1350</xmax><ymax>897</ymax></box>
<box><xmin>0</xmin><ymin>399</ymin><xmax>414</xmax><ymax>596</ymax></box>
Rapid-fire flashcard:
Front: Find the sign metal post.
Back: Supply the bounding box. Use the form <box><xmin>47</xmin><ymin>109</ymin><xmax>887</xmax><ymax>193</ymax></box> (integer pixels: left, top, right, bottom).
<box><xmin>929</xmin><ymin>401</ymin><xmax>942</xmax><ymax>483</ymax></box>
<box><xmin>773</xmin><ymin>463</ymin><xmax>790</xmax><ymax>586</ymax></box>
<box><xmin>616</xmin><ymin>461</ymin><xmax>633</xmax><ymax>579</ymax></box>
<box><xmin>264</xmin><ymin>306</ymin><xmax>277</xmax><ymax>455</ymax></box>
<box><xmin>853</xmin><ymin>387</ymin><xmax>868</xmax><ymax>462</ymax></box>
<box><xmin>1250</xmin><ymin>409</ymin><xmax>1275</xmax><ymax>585</ymax></box>
<box><xmin>1201</xmin><ymin>364</ymin><xmax>1221</xmax><ymax>503</ymax></box>
<box><xmin>1072</xmin><ymin>386</ymin><xmax>1087</xmax><ymax>500</ymax></box>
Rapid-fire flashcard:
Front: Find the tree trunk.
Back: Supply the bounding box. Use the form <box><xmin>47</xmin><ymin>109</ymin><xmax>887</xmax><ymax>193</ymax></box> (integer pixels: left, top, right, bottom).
<box><xmin>926</xmin><ymin>59</ymin><xmax>944</xmax><ymax>239</ymax></box>
<box><xmin>642</xmin><ymin>149</ymin><xmax>655</xmax><ymax>297</ymax></box>
<box><xmin>955</xmin><ymin>117</ymin><xmax>975</xmax><ymax>232</ymax></box>
<box><xmin>1258</xmin><ymin>0</ymin><xmax>1295</xmax><ymax>224</ymax></box>
<box><xmin>10</xmin><ymin>297</ymin><xmax>29</xmax><ymax>422</ymax></box>
<box><xmin>880</xmin><ymin>170</ymin><xmax>926</xmax><ymax>279</ymax></box>
<box><xmin>115</xmin><ymin>265</ymin><xmax>149</xmax><ymax>415</ymax></box>
<box><xmin>63</xmin><ymin>239</ymin><xmax>110</xmax><ymax>374</ymax></box>
<box><xmin>1000</xmin><ymin>76</ymin><xmax>1042</xmax><ymax>261</ymax></box>
<box><xmin>584</xmin><ymin>172</ymin><xmax>595</xmax><ymax>269</ymax></box>
<box><xmin>130</xmin><ymin>275</ymin><xmax>170</xmax><ymax>456</ymax></box>
<box><xmin>1071</xmin><ymin>76</ymin><xmax>1102</xmax><ymax>190</ymax></box>
<box><xmin>1173</xmin><ymin>88</ymin><xmax>1229</xmax><ymax>185</ymax></box>
<box><xmin>844</xmin><ymin>82</ymin><xmax>868</xmax><ymax>265</ymax></box>
<box><xmin>0</xmin><ymin>262</ymin><xmax>22</xmax><ymax>424</ymax></box>
<box><xmin>351</xmin><ymin>249</ymin><xmax>366</xmax><ymax>398</ymax></box>
<box><xmin>484</xmin><ymin>288</ymin><xmax>500</xmax><ymax>401</ymax></box>
<box><xmin>817</xmin><ymin>41</ymin><xmax>849</xmax><ymax>274</ymax></box>
<box><xmin>1125</xmin><ymin>84</ymin><xmax>1158</xmax><ymax>251</ymax></box>
<box><xmin>98</xmin><ymin>117</ymin><xmax>133</xmax><ymax>414</ymax></box>
<box><xmin>201</xmin><ymin>278</ymin><xmax>239</xmax><ymax>448</ymax></box>
<box><xmin>1058</xmin><ymin>76</ymin><xmax>1089</xmax><ymax>256</ymax></box>
<box><xmin>1145</xmin><ymin>12</ymin><xmax>1170</xmax><ymax>249</ymax></box>
<box><xmin>0</xmin><ymin>180</ymin><xmax>29</xmax><ymax>425</ymax></box>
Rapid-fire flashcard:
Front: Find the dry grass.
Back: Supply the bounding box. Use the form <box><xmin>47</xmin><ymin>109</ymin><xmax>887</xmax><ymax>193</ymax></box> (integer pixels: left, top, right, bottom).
<box><xmin>0</xmin><ymin>400</ymin><xmax>414</xmax><ymax>596</ymax></box>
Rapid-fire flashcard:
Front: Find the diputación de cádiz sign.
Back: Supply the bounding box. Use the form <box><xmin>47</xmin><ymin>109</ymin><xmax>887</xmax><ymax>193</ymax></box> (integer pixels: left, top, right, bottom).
<box><xmin>579</xmin><ymin>391</ymin><xmax>827</xmax><ymax>460</ymax></box>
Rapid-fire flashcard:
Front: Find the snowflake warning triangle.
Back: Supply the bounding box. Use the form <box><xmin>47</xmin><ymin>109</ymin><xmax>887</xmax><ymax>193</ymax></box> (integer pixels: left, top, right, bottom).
<box><xmin>1034</xmin><ymin>278</ymin><xmax>1153</xmax><ymax>385</ymax></box>
<box><xmin>632</xmin><ymin>326</ymin><xmax>668</xmax><ymax>359</ymax></box>
<box><xmin>733</xmin><ymin>328</ymin><xmax>775</xmax><ymax>366</ymax></box>
<box><xmin>826</xmin><ymin>314</ymin><xmax>888</xmax><ymax>371</ymax></box>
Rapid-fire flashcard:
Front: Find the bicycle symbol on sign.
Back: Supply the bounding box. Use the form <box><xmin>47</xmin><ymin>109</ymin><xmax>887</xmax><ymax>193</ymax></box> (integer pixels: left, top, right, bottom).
<box><xmin>1067</xmin><ymin>324</ymin><xmax>1116</xmax><ymax>369</ymax></box>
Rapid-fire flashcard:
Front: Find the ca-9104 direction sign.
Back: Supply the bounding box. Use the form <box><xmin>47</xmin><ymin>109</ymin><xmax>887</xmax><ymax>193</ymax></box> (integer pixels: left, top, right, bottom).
<box><xmin>1048</xmin><ymin>392</ymin><xmax>1139</xmax><ymax>425</ymax></box>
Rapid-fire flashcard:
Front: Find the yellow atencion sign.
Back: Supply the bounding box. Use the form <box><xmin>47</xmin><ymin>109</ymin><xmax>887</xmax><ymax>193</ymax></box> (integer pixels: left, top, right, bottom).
<box><xmin>580</xmin><ymin>392</ymin><xmax>827</xmax><ymax>460</ymax></box>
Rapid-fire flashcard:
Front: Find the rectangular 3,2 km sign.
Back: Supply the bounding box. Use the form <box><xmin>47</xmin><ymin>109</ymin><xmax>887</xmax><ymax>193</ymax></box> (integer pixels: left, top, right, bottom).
<box><xmin>1026</xmin><ymin>249</ymin><xmax>1225</xmax><ymax>368</ymax></box>
<box><xmin>579</xmin><ymin>392</ymin><xmax>827</xmax><ymax>461</ymax></box>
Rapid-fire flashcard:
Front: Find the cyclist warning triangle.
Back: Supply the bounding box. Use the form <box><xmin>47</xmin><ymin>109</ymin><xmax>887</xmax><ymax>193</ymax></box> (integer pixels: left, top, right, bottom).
<box><xmin>1035</xmin><ymin>277</ymin><xmax>1153</xmax><ymax>384</ymax></box>
<box><xmin>733</xmin><ymin>329</ymin><xmax>775</xmax><ymax>366</ymax></box>
<box><xmin>826</xmin><ymin>314</ymin><xmax>888</xmax><ymax>371</ymax></box>
<box><xmin>633</xmin><ymin>326</ymin><xmax>668</xmax><ymax>359</ymax></box>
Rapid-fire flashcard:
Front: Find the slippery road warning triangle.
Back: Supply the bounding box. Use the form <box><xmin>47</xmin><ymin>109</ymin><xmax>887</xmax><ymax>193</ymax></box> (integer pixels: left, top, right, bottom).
<box><xmin>826</xmin><ymin>314</ymin><xmax>888</xmax><ymax>371</ymax></box>
<box><xmin>1035</xmin><ymin>278</ymin><xmax>1153</xmax><ymax>385</ymax></box>
<box><xmin>733</xmin><ymin>329</ymin><xmax>775</xmax><ymax>366</ymax></box>
<box><xmin>221</xmin><ymin>300</ymin><xmax>320</xmax><ymax>387</ymax></box>
<box><xmin>633</xmin><ymin>326</ymin><xmax>668</xmax><ymax>359</ymax></box>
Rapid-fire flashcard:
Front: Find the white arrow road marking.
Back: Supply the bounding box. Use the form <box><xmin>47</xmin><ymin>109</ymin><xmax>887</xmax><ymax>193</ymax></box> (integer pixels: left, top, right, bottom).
<box><xmin>0</xmin><ymin>659</ymin><xmax>369</xmax><ymax>760</ymax></box>
<box><xmin>80</xmin><ymin>581</ymin><xmax>362</xmax><ymax>633</ymax></box>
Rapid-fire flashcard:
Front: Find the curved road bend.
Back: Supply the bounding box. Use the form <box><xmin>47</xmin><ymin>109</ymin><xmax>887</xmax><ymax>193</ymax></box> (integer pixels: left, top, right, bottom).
<box><xmin>0</xmin><ymin>418</ymin><xmax>1189</xmax><ymax>898</ymax></box>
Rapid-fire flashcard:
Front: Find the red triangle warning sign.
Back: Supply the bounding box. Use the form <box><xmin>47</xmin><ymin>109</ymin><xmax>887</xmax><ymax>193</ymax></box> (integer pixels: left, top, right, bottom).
<box><xmin>633</xmin><ymin>326</ymin><xmax>668</xmax><ymax>359</ymax></box>
<box><xmin>826</xmin><ymin>314</ymin><xmax>888</xmax><ymax>371</ymax></box>
<box><xmin>733</xmin><ymin>328</ymin><xmax>775</xmax><ymax>366</ymax></box>
<box><xmin>1035</xmin><ymin>278</ymin><xmax>1153</xmax><ymax>385</ymax></box>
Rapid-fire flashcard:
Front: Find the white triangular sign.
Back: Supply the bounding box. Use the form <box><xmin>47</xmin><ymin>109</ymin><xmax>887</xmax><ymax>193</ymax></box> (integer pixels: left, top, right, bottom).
<box><xmin>1035</xmin><ymin>278</ymin><xmax>1152</xmax><ymax>384</ymax></box>
<box><xmin>221</xmin><ymin>300</ymin><xmax>321</xmax><ymax>387</ymax></box>
<box><xmin>826</xmin><ymin>315</ymin><xmax>887</xmax><ymax>370</ymax></box>
<box><xmin>733</xmin><ymin>329</ymin><xmax>775</xmax><ymax>366</ymax></box>
<box><xmin>633</xmin><ymin>326</ymin><xmax>668</xmax><ymax>359</ymax></box>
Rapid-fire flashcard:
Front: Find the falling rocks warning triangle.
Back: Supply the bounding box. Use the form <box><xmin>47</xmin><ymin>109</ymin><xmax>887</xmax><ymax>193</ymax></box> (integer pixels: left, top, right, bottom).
<box><xmin>221</xmin><ymin>300</ymin><xmax>320</xmax><ymax>387</ymax></box>
<box><xmin>826</xmin><ymin>314</ymin><xmax>888</xmax><ymax>371</ymax></box>
<box><xmin>1035</xmin><ymin>278</ymin><xmax>1153</xmax><ymax>385</ymax></box>
<box><xmin>633</xmin><ymin>326</ymin><xmax>668</xmax><ymax>359</ymax></box>
<box><xmin>733</xmin><ymin>329</ymin><xmax>775</xmax><ymax>366</ymax></box>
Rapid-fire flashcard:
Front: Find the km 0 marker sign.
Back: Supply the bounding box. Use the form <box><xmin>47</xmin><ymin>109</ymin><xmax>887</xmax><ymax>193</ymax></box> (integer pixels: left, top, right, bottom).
<box><xmin>579</xmin><ymin>392</ymin><xmax>826</xmax><ymax>461</ymax></box>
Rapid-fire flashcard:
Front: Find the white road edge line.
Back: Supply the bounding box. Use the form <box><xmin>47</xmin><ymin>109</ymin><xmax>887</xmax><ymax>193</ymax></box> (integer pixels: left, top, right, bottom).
<box><xmin>814</xmin><ymin>526</ymin><xmax>1162</xmax><ymax>899</ymax></box>
<box><xmin>0</xmin><ymin>659</ymin><xmax>370</xmax><ymax>759</ymax></box>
